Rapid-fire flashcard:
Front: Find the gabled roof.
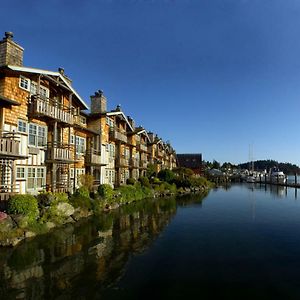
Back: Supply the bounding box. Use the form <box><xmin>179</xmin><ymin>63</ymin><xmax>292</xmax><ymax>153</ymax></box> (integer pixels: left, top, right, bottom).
<box><xmin>6</xmin><ymin>65</ymin><xmax>89</xmax><ymax>110</ymax></box>
<box><xmin>177</xmin><ymin>153</ymin><xmax>202</xmax><ymax>169</ymax></box>
<box><xmin>106</xmin><ymin>111</ymin><xmax>134</xmax><ymax>132</ymax></box>
<box><xmin>135</xmin><ymin>127</ymin><xmax>150</xmax><ymax>142</ymax></box>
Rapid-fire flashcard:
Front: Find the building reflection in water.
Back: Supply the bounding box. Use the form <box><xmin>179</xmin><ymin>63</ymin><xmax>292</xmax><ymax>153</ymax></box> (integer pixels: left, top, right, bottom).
<box><xmin>0</xmin><ymin>193</ymin><xmax>208</xmax><ymax>299</ymax></box>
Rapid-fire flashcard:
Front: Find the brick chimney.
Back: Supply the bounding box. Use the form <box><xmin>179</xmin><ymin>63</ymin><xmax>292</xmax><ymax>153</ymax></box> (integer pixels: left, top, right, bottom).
<box><xmin>90</xmin><ymin>90</ymin><xmax>107</xmax><ymax>114</ymax></box>
<box><xmin>0</xmin><ymin>32</ymin><xmax>24</xmax><ymax>66</ymax></box>
<box><xmin>127</xmin><ymin>116</ymin><xmax>135</xmax><ymax>130</ymax></box>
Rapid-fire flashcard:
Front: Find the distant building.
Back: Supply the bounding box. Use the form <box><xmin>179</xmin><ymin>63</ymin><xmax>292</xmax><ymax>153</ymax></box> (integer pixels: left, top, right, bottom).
<box><xmin>177</xmin><ymin>154</ymin><xmax>203</xmax><ymax>175</ymax></box>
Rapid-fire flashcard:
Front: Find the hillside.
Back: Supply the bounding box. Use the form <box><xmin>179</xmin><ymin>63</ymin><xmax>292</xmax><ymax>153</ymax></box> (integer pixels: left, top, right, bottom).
<box><xmin>238</xmin><ymin>160</ymin><xmax>300</xmax><ymax>175</ymax></box>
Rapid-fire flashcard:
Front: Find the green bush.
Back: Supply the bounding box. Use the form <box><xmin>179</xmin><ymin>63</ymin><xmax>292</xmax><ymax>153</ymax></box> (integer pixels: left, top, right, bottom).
<box><xmin>157</xmin><ymin>169</ymin><xmax>175</xmax><ymax>183</ymax></box>
<box><xmin>70</xmin><ymin>187</ymin><xmax>92</xmax><ymax>210</ymax></box>
<box><xmin>8</xmin><ymin>194</ymin><xmax>39</xmax><ymax>223</ymax></box>
<box><xmin>98</xmin><ymin>184</ymin><xmax>114</xmax><ymax>200</ymax></box>
<box><xmin>126</xmin><ymin>178</ymin><xmax>136</xmax><ymax>185</ymax></box>
<box><xmin>138</xmin><ymin>176</ymin><xmax>151</xmax><ymax>188</ymax></box>
<box><xmin>79</xmin><ymin>174</ymin><xmax>95</xmax><ymax>191</ymax></box>
<box><xmin>151</xmin><ymin>177</ymin><xmax>161</xmax><ymax>185</ymax></box>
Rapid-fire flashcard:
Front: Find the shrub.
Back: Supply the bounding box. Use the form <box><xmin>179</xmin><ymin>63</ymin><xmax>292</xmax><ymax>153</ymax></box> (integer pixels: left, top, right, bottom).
<box><xmin>138</xmin><ymin>176</ymin><xmax>151</xmax><ymax>188</ymax></box>
<box><xmin>126</xmin><ymin>178</ymin><xmax>136</xmax><ymax>185</ymax></box>
<box><xmin>8</xmin><ymin>194</ymin><xmax>39</xmax><ymax>223</ymax></box>
<box><xmin>157</xmin><ymin>169</ymin><xmax>175</xmax><ymax>183</ymax></box>
<box><xmin>151</xmin><ymin>177</ymin><xmax>161</xmax><ymax>185</ymax></box>
<box><xmin>79</xmin><ymin>174</ymin><xmax>95</xmax><ymax>191</ymax></box>
<box><xmin>70</xmin><ymin>187</ymin><xmax>92</xmax><ymax>210</ymax></box>
<box><xmin>98</xmin><ymin>184</ymin><xmax>114</xmax><ymax>200</ymax></box>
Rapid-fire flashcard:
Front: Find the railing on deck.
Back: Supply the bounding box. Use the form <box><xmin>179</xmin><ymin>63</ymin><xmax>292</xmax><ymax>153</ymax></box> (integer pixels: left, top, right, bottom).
<box><xmin>30</xmin><ymin>95</ymin><xmax>74</xmax><ymax>125</ymax></box>
<box><xmin>116</xmin><ymin>156</ymin><xmax>130</xmax><ymax>167</ymax></box>
<box><xmin>85</xmin><ymin>148</ymin><xmax>102</xmax><ymax>165</ymax></box>
<box><xmin>109</xmin><ymin>127</ymin><xmax>127</xmax><ymax>143</ymax></box>
<box><xmin>46</xmin><ymin>143</ymin><xmax>74</xmax><ymax>162</ymax></box>
<box><xmin>0</xmin><ymin>131</ymin><xmax>20</xmax><ymax>158</ymax></box>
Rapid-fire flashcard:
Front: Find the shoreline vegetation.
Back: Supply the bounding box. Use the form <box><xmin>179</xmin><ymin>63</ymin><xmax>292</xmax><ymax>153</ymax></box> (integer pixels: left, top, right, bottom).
<box><xmin>0</xmin><ymin>168</ymin><xmax>213</xmax><ymax>247</ymax></box>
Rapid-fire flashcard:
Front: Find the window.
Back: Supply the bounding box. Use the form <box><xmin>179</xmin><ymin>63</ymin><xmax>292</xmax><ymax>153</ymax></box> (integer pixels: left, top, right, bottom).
<box><xmin>30</xmin><ymin>81</ymin><xmax>49</xmax><ymax>98</ymax></box>
<box><xmin>70</xmin><ymin>135</ymin><xmax>75</xmax><ymax>145</ymax></box>
<box><xmin>16</xmin><ymin>167</ymin><xmax>25</xmax><ymax>179</ymax></box>
<box><xmin>29</xmin><ymin>123</ymin><xmax>47</xmax><ymax>147</ymax></box>
<box><xmin>106</xmin><ymin>117</ymin><xmax>114</xmax><ymax>127</ymax></box>
<box><xmin>80</xmin><ymin>116</ymin><xmax>86</xmax><ymax>125</ymax></box>
<box><xmin>75</xmin><ymin>136</ymin><xmax>86</xmax><ymax>155</ymax></box>
<box><xmin>109</xmin><ymin>144</ymin><xmax>115</xmax><ymax>157</ymax></box>
<box><xmin>19</xmin><ymin>76</ymin><xmax>30</xmax><ymax>91</ymax></box>
<box><xmin>27</xmin><ymin>167</ymin><xmax>46</xmax><ymax>190</ymax></box>
<box><xmin>18</xmin><ymin>120</ymin><xmax>27</xmax><ymax>133</ymax></box>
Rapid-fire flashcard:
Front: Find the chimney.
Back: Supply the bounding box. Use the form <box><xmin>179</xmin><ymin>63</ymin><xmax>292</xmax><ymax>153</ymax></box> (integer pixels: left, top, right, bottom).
<box><xmin>90</xmin><ymin>90</ymin><xmax>107</xmax><ymax>114</ymax></box>
<box><xmin>127</xmin><ymin>116</ymin><xmax>135</xmax><ymax>129</ymax></box>
<box><xmin>58</xmin><ymin>67</ymin><xmax>72</xmax><ymax>85</ymax></box>
<box><xmin>0</xmin><ymin>32</ymin><xmax>24</xmax><ymax>66</ymax></box>
<box><xmin>148</xmin><ymin>131</ymin><xmax>154</xmax><ymax>142</ymax></box>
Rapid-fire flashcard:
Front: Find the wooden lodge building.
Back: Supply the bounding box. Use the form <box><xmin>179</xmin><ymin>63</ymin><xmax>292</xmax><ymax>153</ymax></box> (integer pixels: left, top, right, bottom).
<box><xmin>0</xmin><ymin>32</ymin><xmax>177</xmax><ymax>201</ymax></box>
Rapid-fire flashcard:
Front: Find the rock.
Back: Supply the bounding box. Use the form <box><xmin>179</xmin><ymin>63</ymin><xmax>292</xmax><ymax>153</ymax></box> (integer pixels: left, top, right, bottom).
<box><xmin>24</xmin><ymin>231</ymin><xmax>36</xmax><ymax>238</ymax></box>
<box><xmin>45</xmin><ymin>222</ymin><xmax>56</xmax><ymax>230</ymax></box>
<box><xmin>0</xmin><ymin>216</ymin><xmax>15</xmax><ymax>232</ymax></box>
<box><xmin>56</xmin><ymin>203</ymin><xmax>75</xmax><ymax>217</ymax></box>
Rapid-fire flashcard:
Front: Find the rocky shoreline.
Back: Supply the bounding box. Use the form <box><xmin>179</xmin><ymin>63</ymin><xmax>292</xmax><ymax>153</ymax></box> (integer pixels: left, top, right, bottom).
<box><xmin>0</xmin><ymin>187</ymin><xmax>209</xmax><ymax>248</ymax></box>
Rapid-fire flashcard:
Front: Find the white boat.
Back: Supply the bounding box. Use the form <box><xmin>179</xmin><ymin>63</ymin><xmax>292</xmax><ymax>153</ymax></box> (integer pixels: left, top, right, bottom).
<box><xmin>246</xmin><ymin>175</ymin><xmax>256</xmax><ymax>183</ymax></box>
<box><xmin>268</xmin><ymin>167</ymin><xmax>286</xmax><ymax>184</ymax></box>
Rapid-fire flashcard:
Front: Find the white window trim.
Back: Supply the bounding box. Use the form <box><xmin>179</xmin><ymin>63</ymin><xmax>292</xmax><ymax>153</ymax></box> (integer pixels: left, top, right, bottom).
<box><xmin>28</xmin><ymin>123</ymin><xmax>48</xmax><ymax>148</ymax></box>
<box><xmin>19</xmin><ymin>76</ymin><xmax>31</xmax><ymax>91</ymax></box>
<box><xmin>17</xmin><ymin>119</ymin><xmax>27</xmax><ymax>134</ymax></box>
<box><xmin>26</xmin><ymin>166</ymin><xmax>46</xmax><ymax>191</ymax></box>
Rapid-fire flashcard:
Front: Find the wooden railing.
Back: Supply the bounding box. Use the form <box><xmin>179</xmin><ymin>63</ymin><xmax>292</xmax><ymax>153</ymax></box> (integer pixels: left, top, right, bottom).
<box><xmin>109</xmin><ymin>127</ymin><xmax>127</xmax><ymax>143</ymax></box>
<box><xmin>85</xmin><ymin>148</ymin><xmax>102</xmax><ymax>165</ymax></box>
<box><xmin>74</xmin><ymin>115</ymin><xmax>87</xmax><ymax>128</ymax></box>
<box><xmin>130</xmin><ymin>158</ymin><xmax>139</xmax><ymax>168</ymax></box>
<box><xmin>0</xmin><ymin>132</ymin><xmax>20</xmax><ymax>157</ymax></box>
<box><xmin>139</xmin><ymin>160</ymin><xmax>148</xmax><ymax>169</ymax></box>
<box><xmin>116</xmin><ymin>156</ymin><xmax>130</xmax><ymax>167</ymax></box>
<box><xmin>46</xmin><ymin>144</ymin><xmax>73</xmax><ymax>162</ymax></box>
<box><xmin>136</xmin><ymin>143</ymin><xmax>148</xmax><ymax>152</ymax></box>
<box><xmin>30</xmin><ymin>96</ymin><xmax>74</xmax><ymax>125</ymax></box>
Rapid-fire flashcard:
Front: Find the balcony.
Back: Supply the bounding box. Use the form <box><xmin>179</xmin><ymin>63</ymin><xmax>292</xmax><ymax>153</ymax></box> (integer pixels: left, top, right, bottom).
<box><xmin>136</xmin><ymin>143</ymin><xmax>148</xmax><ymax>152</ymax></box>
<box><xmin>85</xmin><ymin>148</ymin><xmax>105</xmax><ymax>166</ymax></box>
<box><xmin>139</xmin><ymin>160</ymin><xmax>148</xmax><ymax>169</ymax></box>
<box><xmin>157</xmin><ymin>150</ymin><xmax>164</xmax><ymax>158</ymax></box>
<box><xmin>0</xmin><ymin>132</ymin><xmax>21</xmax><ymax>158</ymax></box>
<box><xmin>130</xmin><ymin>158</ymin><xmax>139</xmax><ymax>168</ymax></box>
<box><xmin>74</xmin><ymin>115</ymin><xmax>87</xmax><ymax>128</ymax></box>
<box><xmin>109</xmin><ymin>127</ymin><xmax>127</xmax><ymax>143</ymax></box>
<box><xmin>46</xmin><ymin>144</ymin><xmax>74</xmax><ymax>162</ymax></box>
<box><xmin>30</xmin><ymin>95</ymin><xmax>74</xmax><ymax>125</ymax></box>
<box><xmin>116</xmin><ymin>156</ymin><xmax>130</xmax><ymax>167</ymax></box>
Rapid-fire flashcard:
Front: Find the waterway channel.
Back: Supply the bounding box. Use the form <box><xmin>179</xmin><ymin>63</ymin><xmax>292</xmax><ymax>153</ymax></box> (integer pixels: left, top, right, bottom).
<box><xmin>1</xmin><ymin>184</ymin><xmax>300</xmax><ymax>299</ymax></box>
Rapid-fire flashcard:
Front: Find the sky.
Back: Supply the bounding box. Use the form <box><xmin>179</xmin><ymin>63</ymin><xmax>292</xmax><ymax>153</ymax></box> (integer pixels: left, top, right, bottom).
<box><xmin>1</xmin><ymin>0</ymin><xmax>300</xmax><ymax>165</ymax></box>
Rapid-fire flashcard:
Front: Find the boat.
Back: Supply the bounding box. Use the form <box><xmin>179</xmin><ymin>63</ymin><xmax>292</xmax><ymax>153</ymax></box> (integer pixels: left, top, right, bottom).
<box><xmin>268</xmin><ymin>167</ymin><xmax>286</xmax><ymax>184</ymax></box>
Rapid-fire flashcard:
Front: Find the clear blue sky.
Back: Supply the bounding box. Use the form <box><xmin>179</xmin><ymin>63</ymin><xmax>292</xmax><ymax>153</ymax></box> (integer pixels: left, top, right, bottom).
<box><xmin>1</xmin><ymin>0</ymin><xmax>300</xmax><ymax>165</ymax></box>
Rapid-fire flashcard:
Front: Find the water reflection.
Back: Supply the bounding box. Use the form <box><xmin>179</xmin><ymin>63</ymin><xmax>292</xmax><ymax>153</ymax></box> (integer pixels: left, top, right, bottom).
<box><xmin>0</xmin><ymin>194</ymin><xmax>208</xmax><ymax>299</ymax></box>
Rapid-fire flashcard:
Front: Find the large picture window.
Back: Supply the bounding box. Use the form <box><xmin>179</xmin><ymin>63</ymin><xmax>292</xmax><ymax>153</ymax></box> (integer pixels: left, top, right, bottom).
<box><xmin>75</xmin><ymin>136</ymin><xmax>85</xmax><ymax>155</ymax></box>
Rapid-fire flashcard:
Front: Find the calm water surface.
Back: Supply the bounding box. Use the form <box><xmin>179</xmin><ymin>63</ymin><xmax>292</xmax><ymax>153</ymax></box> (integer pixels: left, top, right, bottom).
<box><xmin>1</xmin><ymin>184</ymin><xmax>300</xmax><ymax>299</ymax></box>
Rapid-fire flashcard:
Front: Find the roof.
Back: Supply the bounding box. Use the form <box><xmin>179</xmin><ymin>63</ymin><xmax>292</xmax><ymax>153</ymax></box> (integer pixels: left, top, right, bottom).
<box><xmin>177</xmin><ymin>153</ymin><xmax>202</xmax><ymax>169</ymax></box>
<box><xmin>0</xmin><ymin>94</ymin><xmax>20</xmax><ymax>107</ymax></box>
<box><xmin>135</xmin><ymin>127</ymin><xmax>150</xmax><ymax>142</ymax></box>
<box><xmin>6</xmin><ymin>65</ymin><xmax>89</xmax><ymax>110</ymax></box>
<box><xmin>106</xmin><ymin>111</ymin><xmax>134</xmax><ymax>132</ymax></box>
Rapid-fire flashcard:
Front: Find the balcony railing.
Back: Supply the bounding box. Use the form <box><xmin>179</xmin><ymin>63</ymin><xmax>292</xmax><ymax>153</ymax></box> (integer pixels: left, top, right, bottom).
<box><xmin>157</xmin><ymin>150</ymin><xmax>164</xmax><ymax>157</ymax></box>
<box><xmin>30</xmin><ymin>95</ymin><xmax>74</xmax><ymax>125</ymax></box>
<box><xmin>130</xmin><ymin>158</ymin><xmax>139</xmax><ymax>168</ymax></box>
<box><xmin>139</xmin><ymin>160</ymin><xmax>148</xmax><ymax>169</ymax></box>
<box><xmin>0</xmin><ymin>131</ymin><xmax>21</xmax><ymax>158</ymax></box>
<box><xmin>46</xmin><ymin>144</ymin><xmax>74</xmax><ymax>162</ymax></box>
<box><xmin>136</xmin><ymin>143</ymin><xmax>148</xmax><ymax>152</ymax></box>
<box><xmin>85</xmin><ymin>148</ymin><xmax>103</xmax><ymax>165</ymax></box>
<box><xmin>74</xmin><ymin>115</ymin><xmax>87</xmax><ymax>128</ymax></box>
<box><xmin>116</xmin><ymin>156</ymin><xmax>130</xmax><ymax>167</ymax></box>
<box><xmin>109</xmin><ymin>127</ymin><xmax>127</xmax><ymax>143</ymax></box>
